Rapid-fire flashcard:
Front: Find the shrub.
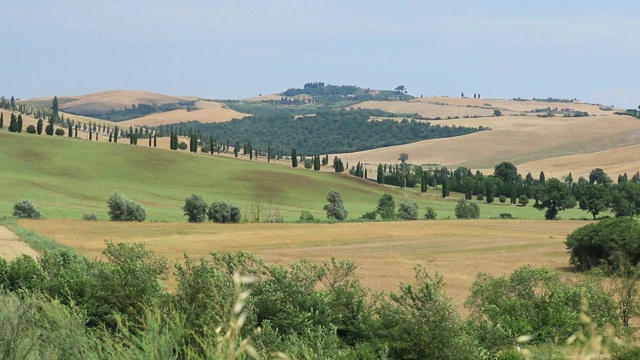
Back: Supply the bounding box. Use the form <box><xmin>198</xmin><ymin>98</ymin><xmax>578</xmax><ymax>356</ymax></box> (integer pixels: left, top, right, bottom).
<box><xmin>566</xmin><ymin>217</ymin><xmax>640</xmax><ymax>270</ymax></box>
<box><xmin>178</xmin><ymin>141</ymin><xmax>187</xmax><ymax>150</ymax></box>
<box><xmin>498</xmin><ymin>195</ymin><xmax>507</xmax><ymax>203</ymax></box>
<box><xmin>518</xmin><ymin>195</ymin><xmax>529</xmax><ymax>206</ymax></box>
<box><xmin>304</xmin><ymin>159</ymin><xmax>313</xmax><ymax>169</ymax></box>
<box><xmin>207</xmin><ymin>201</ymin><xmax>241</xmax><ymax>223</ymax></box>
<box><xmin>455</xmin><ymin>198</ymin><xmax>480</xmax><ymax>219</ymax></box>
<box><xmin>107</xmin><ymin>193</ymin><xmax>146</xmax><ymax>222</ymax></box>
<box><xmin>323</xmin><ymin>190</ymin><xmax>348</xmax><ymax>221</ymax></box>
<box><xmin>54</xmin><ymin>128</ymin><xmax>65</xmax><ymax>136</ymax></box>
<box><xmin>82</xmin><ymin>212</ymin><xmax>98</xmax><ymax>221</ymax></box>
<box><xmin>498</xmin><ymin>213</ymin><xmax>513</xmax><ymax>219</ymax></box>
<box><xmin>26</xmin><ymin>125</ymin><xmax>36</xmax><ymax>134</ymax></box>
<box><xmin>397</xmin><ymin>201</ymin><xmax>418</xmax><ymax>220</ymax></box>
<box><xmin>476</xmin><ymin>194</ymin><xmax>484</xmax><ymax>201</ymax></box>
<box><xmin>494</xmin><ymin>109</ymin><xmax>502</xmax><ymax>116</ymax></box>
<box><xmin>424</xmin><ymin>206</ymin><xmax>437</xmax><ymax>220</ymax></box>
<box><xmin>12</xmin><ymin>199</ymin><xmax>42</xmax><ymax>219</ymax></box>
<box><xmin>45</xmin><ymin>124</ymin><xmax>54</xmax><ymax>136</ymax></box>
<box><xmin>360</xmin><ymin>211</ymin><xmax>377</xmax><ymax>220</ymax></box>
<box><xmin>182</xmin><ymin>194</ymin><xmax>208</xmax><ymax>223</ymax></box>
<box><xmin>299</xmin><ymin>210</ymin><xmax>315</xmax><ymax>222</ymax></box>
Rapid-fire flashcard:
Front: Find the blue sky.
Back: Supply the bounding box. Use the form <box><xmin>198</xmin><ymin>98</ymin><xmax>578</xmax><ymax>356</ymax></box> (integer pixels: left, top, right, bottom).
<box><xmin>5</xmin><ymin>0</ymin><xmax>640</xmax><ymax>108</ymax></box>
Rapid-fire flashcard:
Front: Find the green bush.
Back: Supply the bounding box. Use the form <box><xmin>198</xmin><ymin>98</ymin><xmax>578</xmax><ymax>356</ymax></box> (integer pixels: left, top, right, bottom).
<box><xmin>424</xmin><ymin>206</ymin><xmax>438</xmax><ymax>220</ymax></box>
<box><xmin>499</xmin><ymin>213</ymin><xmax>513</xmax><ymax>219</ymax></box>
<box><xmin>182</xmin><ymin>194</ymin><xmax>208</xmax><ymax>223</ymax></box>
<box><xmin>499</xmin><ymin>195</ymin><xmax>507</xmax><ymax>203</ymax></box>
<box><xmin>455</xmin><ymin>197</ymin><xmax>480</xmax><ymax>219</ymax></box>
<box><xmin>477</xmin><ymin>194</ymin><xmax>484</xmax><ymax>201</ymax></box>
<box><xmin>518</xmin><ymin>195</ymin><xmax>529</xmax><ymax>206</ymax></box>
<box><xmin>566</xmin><ymin>217</ymin><xmax>640</xmax><ymax>270</ymax></box>
<box><xmin>299</xmin><ymin>210</ymin><xmax>315</xmax><ymax>222</ymax></box>
<box><xmin>54</xmin><ymin>128</ymin><xmax>65</xmax><ymax>136</ymax></box>
<box><xmin>397</xmin><ymin>201</ymin><xmax>418</xmax><ymax>220</ymax></box>
<box><xmin>207</xmin><ymin>201</ymin><xmax>241</xmax><ymax>223</ymax></box>
<box><xmin>12</xmin><ymin>199</ymin><xmax>42</xmax><ymax>219</ymax></box>
<box><xmin>82</xmin><ymin>212</ymin><xmax>98</xmax><ymax>221</ymax></box>
<box><xmin>25</xmin><ymin>125</ymin><xmax>36</xmax><ymax>134</ymax></box>
<box><xmin>360</xmin><ymin>210</ymin><xmax>377</xmax><ymax>220</ymax></box>
<box><xmin>323</xmin><ymin>190</ymin><xmax>348</xmax><ymax>221</ymax></box>
<box><xmin>106</xmin><ymin>192</ymin><xmax>146</xmax><ymax>222</ymax></box>
<box><xmin>376</xmin><ymin>193</ymin><xmax>395</xmax><ymax>220</ymax></box>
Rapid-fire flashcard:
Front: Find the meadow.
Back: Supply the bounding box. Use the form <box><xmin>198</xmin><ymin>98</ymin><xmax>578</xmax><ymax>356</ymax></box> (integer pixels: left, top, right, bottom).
<box><xmin>18</xmin><ymin>218</ymin><xmax>586</xmax><ymax>310</ymax></box>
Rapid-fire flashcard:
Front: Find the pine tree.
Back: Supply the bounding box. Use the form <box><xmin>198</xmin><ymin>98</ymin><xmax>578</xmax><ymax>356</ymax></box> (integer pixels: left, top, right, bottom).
<box><xmin>291</xmin><ymin>148</ymin><xmax>298</xmax><ymax>168</ymax></box>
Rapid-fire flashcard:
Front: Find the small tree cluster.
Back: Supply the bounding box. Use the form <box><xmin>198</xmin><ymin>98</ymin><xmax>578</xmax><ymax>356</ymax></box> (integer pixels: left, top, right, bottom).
<box><xmin>207</xmin><ymin>201</ymin><xmax>241</xmax><ymax>223</ymax></box>
<box><xmin>107</xmin><ymin>193</ymin><xmax>146</xmax><ymax>222</ymax></box>
<box><xmin>13</xmin><ymin>200</ymin><xmax>42</xmax><ymax>219</ymax></box>
<box><xmin>454</xmin><ymin>197</ymin><xmax>480</xmax><ymax>219</ymax></box>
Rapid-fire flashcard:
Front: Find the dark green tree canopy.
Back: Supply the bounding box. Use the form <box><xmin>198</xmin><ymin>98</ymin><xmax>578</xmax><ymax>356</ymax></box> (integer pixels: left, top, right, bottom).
<box><xmin>534</xmin><ymin>178</ymin><xmax>576</xmax><ymax>220</ymax></box>
<box><xmin>493</xmin><ymin>162</ymin><xmax>519</xmax><ymax>183</ymax></box>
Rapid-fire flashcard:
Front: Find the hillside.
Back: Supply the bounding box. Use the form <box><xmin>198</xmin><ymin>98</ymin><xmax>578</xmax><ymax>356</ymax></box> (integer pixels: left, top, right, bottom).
<box><xmin>339</xmin><ymin>113</ymin><xmax>640</xmax><ymax>178</ymax></box>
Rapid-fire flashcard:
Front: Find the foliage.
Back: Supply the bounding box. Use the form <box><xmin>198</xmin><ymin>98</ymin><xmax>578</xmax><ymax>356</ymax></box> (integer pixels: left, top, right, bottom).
<box><xmin>323</xmin><ymin>190</ymin><xmax>348</xmax><ymax>221</ymax></box>
<box><xmin>455</xmin><ymin>198</ymin><xmax>480</xmax><ymax>219</ymax></box>
<box><xmin>565</xmin><ymin>217</ymin><xmax>640</xmax><ymax>270</ymax></box>
<box><xmin>518</xmin><ymin>195</ymin><xmax>529</xmax><ymax>206</ymax></box>
<box><xmin>376</xmin><ymin>193</ymin><xmax>396</xmax><ymax>220</ymax></box>
<box><xmin>360</xmin><ymin>211</ymin><xmax>377</xmax><ymax>220</ymax></box>
<box><xmin>534</xmin><ymin>178</ymin><xmax>576</xmax><ymax>219</ymax></box>
<box><xmin>610</xmin><ymin>182</ymin><xmax>640</xmax><ymax>217</ymax></box>
<box><xmin>168</xmin><ymin>109</ymin><xmax>486</xmax><ymax>155</ymax></box>
<box><xmin>207</xmin><ymin>201</ymin><xmax>242</xmax><ymax>223</ymax></box>
<box><xmin>498</xmin><ymin>213</ymin><xmax>513</xmax><ymax>219</ymax></box>
<box><xmin>106</xmin><ymin>192</ymin><xmax>146</xmax><ymax>222</ymax></box>
<box><xmin>298</xmin><ymin>210</ymin><xmax>315</xmax><ymax>222</ymax></box>
<box><xmin>578</xmin><ymin>183</ymin><xmax>610</xmax><ymax>219</ymax></box>
<box><xmin>12</xmin><ymin>199</ymin><xmax>42</xmax><ymax>219</ymax></box>
<box><xmin>25</xmin><ymin>124</ymin><xmax>36</xmax><ymax>134</ymax></box>
<box><xmin>397</xmin><ymin>201</ymin><xmax>419</xmax><ymax>220</ymax></box>
<box><xmin>424</xmin><ymin>206</ymin><xmax>438</xmax><ymax>220</ymax></box>
<box><xmin>182</xmin><ymin>194</ymin><xmax>208</xmax><ymax>223</ymax></box>
<box><xmin>493</xmin><ymin>109</ymin><xmax>502</xmax><ymax>116</ymax></box>
<box><xmin>465</xmin><ymin>266</ymin><xmax>616</xmax><ymax>346</ymax></box>
<box><xmin>54</xmin><ymin>128</ymin><xmax>65</xmax><ymax>136</ymax></box>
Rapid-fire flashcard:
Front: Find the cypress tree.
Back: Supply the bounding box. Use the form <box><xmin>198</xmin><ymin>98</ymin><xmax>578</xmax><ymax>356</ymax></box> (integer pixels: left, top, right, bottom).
<box><xmin>148</xmin><ymin>133</ymin><xmax>152</xmax><ymax>147</ymax></box>
<box><xmin>268</xmin><ymin>146</ymin><xmax>272</xmax><ymax>162</ymax></box>
<box><xmin>114</xmin><ymin>126</ymin><xmax>119</xmax><ymax>143</ymax></box>
<box><xmin>96</xmin><ymin>131</ymin><xmax>99</xmax><ymax>141</ymax></box>
<box><xmin>10</xmin><ymin>96</ymin><xmax>15</xmax><ymax>111</ymax></box>
<box><xmin>154</xmin><ymin>132</ymin><xmax>157</xmax><ymax>147</ymax></box>
<box><xmin>234</xmin><ymin>141</ymin><xmax>239</xmax><ymax>158</ymax></box>
<box><xmin>441</xmin><ymin>179</ymin><xmax>449</xmax><ymax>198</ymax></box>
<box><xmin>109</xmin><ymin>132</ymin><xmax>113</xmax><ymax>142</ymax></box>
<box><xmin>74</xmin><ymin>125</ymin><xmax>78</xmax><ymax>138</ymax></box>
<box><xmin>52</xmin><ymin>96</ymin><xmax>59</xmax><ymax>119</ymax></box>
<box><xmin>539</xmin><ymin>171</ymin><xmax>546</xmax><ymax>184</ymax></box>
<box><xmin>8</xmin><ymin>113</ymin><xmax>17</xmax><ymax>132</ymax></box>
<box><xmin>90</xmin><ymin>127</ymin><xmax>93</xmax><ymax>141</ymax></box>
<box><xmin>0</xmin><ymin>113</ymin><xmax>3</xmax><ymax>129</ymax></box>
<box><xmin>291</xmin><ymin>148</ymin><xmax>298</xmax><ymax>168</ymax></box>
<box><xmin>16</xmin><ymin>115</ymin><xmax>22</xmax><ymax>133</ymax></box>
<box><xmin>313</xmin><ymin>154</ymin><xmax>320</xmax><ymax>171</ymax></box>
<box><xmin>36</xmin><ymin>119</ymin><xmax>43</xmax><ymax>135</ymax></box>
<box><xmin>377</xmin><ymin>164</ymin><xmax>384</xmax><ymax>184</ymax></box>
<box><xmin>68</xmin><ymin>122</ymin><xmax>73</xmax><ymax>137</ymax></box>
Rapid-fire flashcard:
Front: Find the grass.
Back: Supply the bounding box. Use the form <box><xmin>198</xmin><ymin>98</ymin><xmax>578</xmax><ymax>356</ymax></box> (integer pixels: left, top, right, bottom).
<box><xmin>0</xmin><ymin>217</ymin><xmax>70</xmax><ymax>253</ymax></box>
<box><xmin>19</xmin><ymin>218</ymin><xmax>588</xmax><ymax>310</ymax></box>
<box><xmin>0</xmin><ymin>129</ymin><xmax>596</xmax><ymax>222</ymax></box>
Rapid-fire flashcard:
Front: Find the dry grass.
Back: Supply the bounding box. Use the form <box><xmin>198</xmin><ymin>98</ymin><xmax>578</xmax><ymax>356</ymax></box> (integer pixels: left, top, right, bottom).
<box><xmin>0</xmin><ymin>226</ymin><xmax>38</xmax><ymax>261</ymax></box>
<box><xmin>119</xmin><ymin>100</ymin><xmax>248</xmax><ymax>126</ymax></box>
<box><xmin>339</xmin><ymin>114</ymin><xmax>640</xmax><ymax>177</ymax></box>
<box><xmin>57</xmin><ymin>90</ymin><xmax>192</xmax><ymax>114</ymax></box>
<box><xmin>19</xmin><ymin>219</ymin><xmax>586</xmax><ymax>310</ymax></box>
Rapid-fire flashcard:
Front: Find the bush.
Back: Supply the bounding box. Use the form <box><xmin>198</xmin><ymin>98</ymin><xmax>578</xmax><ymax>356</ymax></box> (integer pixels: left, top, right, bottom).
<box><xmin>107</xmin><ymin>193</ymin><xmax>146</xmax><ymax>222</ymax></box>
<box><xmin>566</xmin><ymin>217</ymin><xmax>640</xmax><ymax>270</ymax></box>
<box><xmin>518</xmin><ymin>195</ymin><xmax>529</xmax><ymax>206</ymax></box>
<box><xmin>82</xmin><ymin>212</ymin><xmax>98</xmax><ymax>221</ymax></box>
<box><xmin>455</xmin><ymin>198</ymin><xmax>480</xmax><ymax>219</ymax></box>
<box><xmin>360</xmin><ymin>211</ymin><xmax>377</xmax><ymax>220</ymax></box>
<box><xmin>207</xmin><ymin>201</ymin><xmax>241</xmax><ymax>223</ymax></box>
<box><xmin>178</xmin><ymin>141</ymin><xmax>187</xmax><ymax>150</ymax></box>
<box><xmin>299</xmin><ymin>210</ymin><xmax>315</xmax><ymax>222</ymax></box>
<box><xmin>26</xmin><ymin>125</ymin><xmax>36</xmax><ymax>134</ymax></box>
<box><xmin>45</xmin><ymin>124</ymin><xmax>54</xmax><ymax>136</ymax></box>
<box><xmin>498</xmin><ymin>213</ymin><xmax>513</xmax><ymax>219</ymax></box>
<box><xmin>304</xmin><ymin>159</ymin><xmax>313</xmax><ymax>169</ymax></box>
<box><xmin>476</xmin><ymin>194</ymin><xmax>484</xmax><ymax>201</ymax></box>
<box><xmin>498</xmin><ymin>195</ymin><xmax>507</xmax><ymax>203</ymax></box>
<box><xmin>397</xmin><ymin>201</ymin><xmax>418</xmax><ymax>220</ymax></box>
<box><xmin>424</xmin><ymin>206</ymin><xmax>437</xmax><ymax>220</ymax></box>
<box><xmin>494</xmin><ymin>109</ymin><xmax>502</xmax><ymax>116</ymax></box>
<box><xmin>54</xmin><ymin>128</ymin><xmax>65</xmax><ymax>136</ymax></box>
<box><xmin>182</xmin><ymin>194</ymin><xmax>208</xmax><ymax>223</ymax></box>
<box><xmin>12</xmin><ymin>200</ymin><xmax>42</xmax><ymax>219</ymax></box>
<box><xmin>376</xmin><ymin>193</ymin><xmax>395</xmax><ymax>220</ymax></box>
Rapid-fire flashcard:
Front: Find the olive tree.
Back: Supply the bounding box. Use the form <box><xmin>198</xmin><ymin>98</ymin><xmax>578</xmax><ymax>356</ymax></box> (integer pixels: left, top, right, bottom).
<box><xmin>183</xmin><ymin>194</ymin><xmax>208</xmax><ymax>223</ymax></box>
<box><xmin>323</xmin><ymin>190</ymin><xmax>348</xmax><ymax>221</ymax></box>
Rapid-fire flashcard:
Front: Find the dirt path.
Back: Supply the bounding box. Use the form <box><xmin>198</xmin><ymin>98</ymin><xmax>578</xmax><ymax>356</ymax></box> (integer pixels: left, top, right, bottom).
<box><xmin>0</xmin><ymin>226</ymin><xmax>39</xmax><ymax>261</ymax></box>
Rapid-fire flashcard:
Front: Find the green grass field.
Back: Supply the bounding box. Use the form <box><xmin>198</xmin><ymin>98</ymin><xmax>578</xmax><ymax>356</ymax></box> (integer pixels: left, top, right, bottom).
<box><xmin>0</xmin><ymin>128</ymin><xmax>596</xmax><ymax>221</ymax></box>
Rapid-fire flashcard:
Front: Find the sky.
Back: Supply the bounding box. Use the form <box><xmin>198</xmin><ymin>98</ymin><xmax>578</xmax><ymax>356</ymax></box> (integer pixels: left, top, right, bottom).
<box><xmin>4</xmin><ymin>0</ymin><xmax>640</xmax><ymax>108</ymax></box>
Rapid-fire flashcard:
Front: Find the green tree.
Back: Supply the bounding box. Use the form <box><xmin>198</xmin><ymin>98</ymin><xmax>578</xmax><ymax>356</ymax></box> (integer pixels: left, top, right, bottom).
<box><xmin>578</xmin><ymin>183</ymin><xmax>610</xmax><ymax>219</ymax></box>
<box><xmin>397</xmin><ymin>201</ymin><xmax>418</xmax><ymax>220</ymax></box>
<box><xmin>493</xmin><ymin>109</ymin><xmax>502</xmax><ymax>116</ymax></box>
<box><xmin>10</xmin><ymin>96</ymin><xmax>15</xmax><ymax>111</ymax></box>
<box><xmin>534</xmin><ymin>178</ymin><xmax>576</xmax><ymax>220</ymax></box>
<box><xmin>8</xmin><ymin>113</ymin><xmax>17</xmax><ymax>132</ymax></box>
<box><xmin>16</xmin><ymin>114</ymin><xmax>23</xmax><ymax>133</ymax></box>
<box><xmin>539</xmin><ymin>171</ymin><xmax>546</xmax><ymax>184</ymax></box>
<box><xmin>291</xmin><ymin>148</ymin><xmax>298</xmax><ymax>168</ymax></box>
<box><xmin>13</xmin><ymin>200</ymin><xmax>42</xmax><ymax>219</ymax></box>
<box><xmin>52</xmin><ymin>96</ymin><xmax>59</xmax><ymax>119</ymax></box>
<box><xmin>67</xmin><ymin>122</ymin><xmax>72</xmax><ymax>137</ymax></box>
<box><xmin>376</xmin><ymin>193</ymin><xmax>396</xmax><ymax>220</ymax></box>
<box><xmin>518</xmin><ymin>195</ymin><xmax>529</xmax><ymax>206</ymax></box>
<box><xmin>0</xmin><ymin>112</ymin><xmax>3</xmax><ymax>129</ymax></box>
<box><xmin>454</xmin><ymin>197</ymin><xmax>480</xmax><ymax>219</ymax></box>
<box><xmin>182</xmin><ymin>194</ymin><xmax>208</xmax><ymax>223</ymax></box>
<box><xmin>589</xmin><ymin>168</ymin><xmax>612</xmax><ymax>186</ymax></box>
<box><xmin>493</xmin><ymin>162</ymin><xmax>518</xmax><ymax>183</ymax></box>
<box><xmin>610</xmin><ymin>182</ymin><xmax>640</xmax><ymax>217</ymax></box>
<box><xmin>441</xmin><ymin>179</ymin><xmax>449</xmax><ymax>198</ymax></box>
<box><xmin>377</xmin><ymin>163</ymin><xmax>384</xmax><ymax>184</ymax></box>
<box><xmin>323</xmin><ymin>190</ymin><xmax>348</xmax><ymax>221</ymax></box>
<box><xmin>424</xmin><ymin>206</ymin><xmax>437</xmax><ymax>220</ymax></box>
